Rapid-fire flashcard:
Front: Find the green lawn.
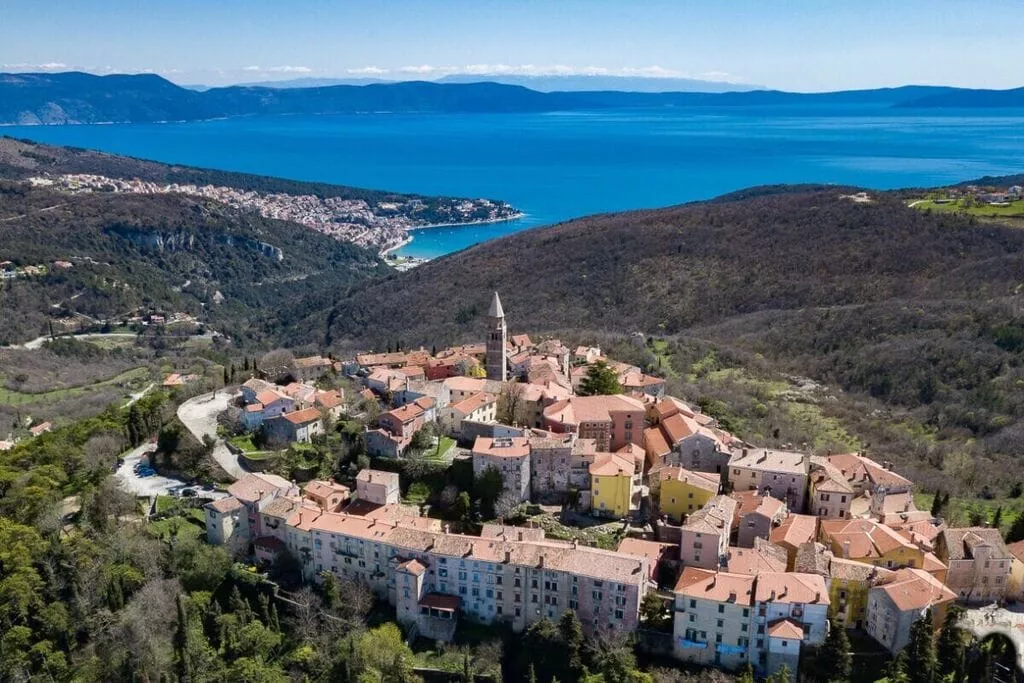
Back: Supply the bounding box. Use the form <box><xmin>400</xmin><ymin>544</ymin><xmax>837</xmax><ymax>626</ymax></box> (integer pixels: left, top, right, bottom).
<box><xmin>911</xmin><ymin>198</ymin><xmax>1024</xmax><ymax>217</ymax></box>
<box><xmin>649</xmin><ymin>339</ymin><xmax>679</xmax><ymax>379</ymax></box>
<box><xmin>433</xmin><ymin>436</ymin><xmax>455</xmax><ymax>459</ymax></box>
<box><xmin>229</xmin><ymin>434</ymin><xmax>260</xmax><ymax>453</ymax></box>
<box><xmin>0</xmin><ymin>366</ymin><xmax>150</xmax><ymax>405</ymax></box>
<box><xmin>148</xmin><ymin>514</ymin><xmax>204</xmax><ymax>541</ymax></box>
<box><xmin>913</xmin><ymin>492</ymin><xmax>1022</xmax><ymax>533</ymax></box>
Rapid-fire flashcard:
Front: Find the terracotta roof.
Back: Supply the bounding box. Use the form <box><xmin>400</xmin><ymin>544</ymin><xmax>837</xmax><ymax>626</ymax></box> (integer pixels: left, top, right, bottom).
<box><xmin>207</xmin><ymin>496</ymin><xmax>244</xmax><ymax>513</ymax></box>
<box><xmin>771</xmin><ymin>514</ymin><xmax>819</xmax><ymax>549</ymax></box>
<box><xmin>397</xmin><ymin>558</ymin><xmax>427</xmax><ymax>576</ymax></box>
<box><xmin>419</xmin><ymin>593</ymin><xmax>460</xmax><ymax>611</ymax></box>
<box><xmin>227</xmin><ymin>473</ymin><xmax>296</xmax><ymax>503</ymax></box>
<box><xmin>674</xmin><ymin>567</ymin><xmax>755</xmax><ymax>606</ymax></box>
<box><xmin>243</xmin><ymin>378</ymin><xmax>274</xmax><ymax>393</ymax></box>
<box><xmin>281</xmin><ymin>407</ymin><xmax>323</xmax><ymax>425</ymax></box>
<box><xmin>254</xmin><ymin>536</ymin><xmax>286</xmax><ymax>551</ymax></box>
<box><xmin>383</xmin><ymin>402</ymin><xmax>425</xmax><ymax>423</ymax></box>
<box><xmin>295</xmin><ymin>355</ymin><xmax>332</xmax><ymax>369</ymax></box>
<box><xmin>481</xmin><ymin>524</ymin><xmax>548</xmax><ymax>542</ymax></box>
<box><xmin>820</xmin><ymin>518</ymin><xmax>917</xmax><ymax>559</ymax></box>
<box><xmin>621</xmin><ymin>372</ymin><xmax>666</xmax><ymax>389</ymax></box>
<box><xmin>256</xmin><ymin>389</ymin><xmax>289</xmax><ymax>406</ymax></box>
<box><xmin>644</xmin><ymin>427</ymin><xmax>671</xmax><ymax>459</ymax></box>
<box><xmin>830</xmin><ymin>556</ymin><xmax>897</xmax><ymax>584</ymax></box>
<box><xmin>726</xmin><ymin>541</ymin><xmax>788</xmax><ymax>576</ymax></box>
<box><xmin>809</xmin><ymin>456</ymin><xmax>855</xmax><ymax>494</ymax></box>
<box><xmin>316</xmin><ymin>390</ymin><xmax>344</xmax><ymax>409</ymax></box>
<box><xmin>730</xmin><ymin>490</ymin><xmax>786</xmax><ymax>522</ymax></box>
<box><xmin>754</xmin><ymin>572</ymin><xmax>829</xmax><ymax>605</ymax></box>
<box><xmin>659</xmin><ymin>466</ymin><xmax>720</xmax><ymax>493</ymax></box>
<box><xmin>876</xmin><ymin>568</ymin><xmax>956</xmax><ymax>612</ymax></box>
<box><xmin>451</xmin><ymin>391</ymin><xmax>496</xmax><ymax>416</ymax></box>
<box><xmin>731</xmin><ymin>449</ymin><xmax>809</xmax><ymax>476</ymax></box>
<box><xmin>617</xmin><ymin>538</ymin><xmax>674</xmax><ymax>566</ymax></box>
<box><xmin>1007</xmin><ymin>540</ymin><xmax>1024</xmax><ymax>563</ymax></box>
<box><xmin>473</xmin><ymin>436</ymin><xmax>531</xmax><ymax>459</ymax></box>
<box><xmin>939</xmin><ymin>527</ymin><xmax>1012</xmax><ymax>561</ymax></box>
<box><xmin>443</xmin><ymin>376</ymin><xmax>488</xmax><ymax>393</ymax></box>
<box><xmin>356</xmin><ymin>469</ymin><xmax>400</xmax><ymax>487</ymax></box>
<box><xmin>386</xmin><ymin>525</ymin><xmax>647</xmax><ymax>584</ymax></box>
<box><xmin>543</xmin><ymin>394</ymin><xmax>645</xmax><ymax>426</ymax></box>
<box><xmin>589</xmin><ymin>452</ymin><xmax>636</xmax><ymax>477</ymax></box>
<box><xmin>922</xmin><ymin>552</ymin><xmax>947</xmax><ymax>575</ymax></box>
<box><xmin>767</xmin><ymin>618</ymin><xmax>805</xmax><ymax>640</ymax></box>
<box><xmin>304</xmin><ymin>480</ymin><xmax>350</xmax><ymax>500</ymax></box>
<box><xmin>683</xmin><ymin>495</ymin><xmax>737</xmax><ymax>534</ymax></box>
<box><xmin>245</xmin><ymin>403</ymin><xmax>263</xmax><ymax>413</ymax></box>
<box><xmin>511</xmin><ymin>334</ymin><xmax>533</xmax><ymax>348</ymax></box>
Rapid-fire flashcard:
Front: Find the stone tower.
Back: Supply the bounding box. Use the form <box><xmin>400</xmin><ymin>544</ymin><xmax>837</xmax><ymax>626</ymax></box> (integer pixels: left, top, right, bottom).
<box><xmin>485</xmin><ymin>291</ymin><xmax>507</xmax><ymax>382</ymax></box>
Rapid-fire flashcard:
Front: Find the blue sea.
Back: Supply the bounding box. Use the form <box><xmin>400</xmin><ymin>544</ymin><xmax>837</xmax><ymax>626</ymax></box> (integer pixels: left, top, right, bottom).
<box><xmin>6</xmin><ymin>105</ymin><xmax>1024</xmax><ymax>259</ymax></box>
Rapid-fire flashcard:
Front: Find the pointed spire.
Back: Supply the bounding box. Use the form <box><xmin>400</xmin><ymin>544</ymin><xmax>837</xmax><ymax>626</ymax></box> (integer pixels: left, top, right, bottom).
<box><xmin>488</xmin><ymin>291</ymin><xmax>504</xmax><ymax>318</ymax></box>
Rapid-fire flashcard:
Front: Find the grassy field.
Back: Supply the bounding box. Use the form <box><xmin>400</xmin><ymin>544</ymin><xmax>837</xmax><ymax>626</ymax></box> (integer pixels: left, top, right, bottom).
<box><xmin>913</xmin><ymin>492</ymin><xmax>1023</xmax><ymax>534</ymax></box>
<box><xmin>0</xmin><ymin>366</ymin><xmax>150</xmax><ymax>405</ymax></box>
<box><xmin>432</xmin><ymin>436</ymin><xmax>455</xmax><ymax>459</ymax></box>
<box><xmin>229</xmin><ymin>434</ymin><xmax>260</xmax><ymax>453</ymax></box>
<box><xmin>911</xmin><ymin>198</ymin><xmax>1024</xmax><ymax>217</ymax></box>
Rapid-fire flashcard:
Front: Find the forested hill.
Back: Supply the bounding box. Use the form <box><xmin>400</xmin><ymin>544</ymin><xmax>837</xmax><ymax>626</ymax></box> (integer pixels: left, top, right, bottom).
<box><xmin>0</xmin><ymin>181</ymin><xmax>386</xmax><ymax>345</ymax></box>
<box><xmin>2</xmin><ymin>71</ymin><xmax>1024</xmax><ymax>124</ymax></box>
<box><xmin>316</xmin><ymin>188</ymin><xmax>1024</xmax><ymax>347</ymax></box>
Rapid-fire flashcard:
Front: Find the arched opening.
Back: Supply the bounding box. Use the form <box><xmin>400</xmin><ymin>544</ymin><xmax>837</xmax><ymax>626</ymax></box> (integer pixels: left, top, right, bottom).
<box><xmin>968</xmin><ymin>632</ymin><xmax>1024</xmax><ymax>682</ymax></box>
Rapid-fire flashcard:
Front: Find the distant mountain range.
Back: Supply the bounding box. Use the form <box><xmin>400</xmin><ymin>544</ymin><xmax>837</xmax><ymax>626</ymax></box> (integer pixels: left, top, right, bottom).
<box><xmin>230</xmin><ymin>74</ymin><xmax>766</xmax><ymax>93</ymax></box>
<box><xmin>1</xmin><ymin>71</ymin><xmax>1023</xmax><ymax>125</ymax></box>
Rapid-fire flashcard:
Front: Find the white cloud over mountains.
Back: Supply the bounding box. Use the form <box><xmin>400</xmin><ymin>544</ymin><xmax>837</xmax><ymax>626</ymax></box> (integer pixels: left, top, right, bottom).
<box><xmin>341</xmin><ymin>64</ymin><xmax>746</xmax><ymax>83</ymax></box>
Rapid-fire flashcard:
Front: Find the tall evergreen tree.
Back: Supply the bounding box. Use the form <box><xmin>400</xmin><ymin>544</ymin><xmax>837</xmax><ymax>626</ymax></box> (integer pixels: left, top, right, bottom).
<box><xmin>174</xmin><ymin>594</ymin><xmax>192</xmax><ymax>683</ymax></box>
<box><xmin>906</xmin><ymin>609</ymin><xmax>937</xmax><ymax>683</ymax></box>
<box><xmin>558</xmin><ymin>609</ymin><xmax>584</xmax><ymax>681</ymax></box>
<box><xmin>936</xmin><ymin>605</ymin><xmax>966</xmax><ymax>682</ymax></box>
<box><xmin>818</xmin><ymin>619</ymin><xmax>852</xmax><ymax>682</ymax></box>
<box><xmin>1007</xmin><ymin>512</ymin><xmax>1024</xmax><ymax>542</ymax></box>
<box><xmin>887</xmin><ymin>651</ymin><xmax>911</xmax><ymax>683</ymax></box>
<box><xmin>930</xmin><ymin>489</ymin><xmax>944</xmax><ymax>517</ymax></box>
<box><xmin>577</xmin><ymin>360</ymin><xmax>623</xmax><ymax>396</ymax></box>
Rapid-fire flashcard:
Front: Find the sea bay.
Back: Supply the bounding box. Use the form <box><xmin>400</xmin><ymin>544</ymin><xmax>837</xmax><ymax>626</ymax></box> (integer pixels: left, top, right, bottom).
<box><xmin>6</xmin><ymin>105</ymin><xmax>1024</xmax><ymax>259</ymax></box>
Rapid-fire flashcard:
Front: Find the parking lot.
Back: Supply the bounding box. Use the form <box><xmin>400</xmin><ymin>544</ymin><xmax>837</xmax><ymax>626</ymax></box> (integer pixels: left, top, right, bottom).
<box><xmin>114</xmin><ymin>442</ymin><xmax>227</xmax><ymax>501</ymax></box>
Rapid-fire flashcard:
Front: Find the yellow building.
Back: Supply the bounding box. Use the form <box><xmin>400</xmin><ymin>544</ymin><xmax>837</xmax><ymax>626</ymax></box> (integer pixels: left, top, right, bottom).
<box><xmin>795</xmin><ymin>540</ymin><xmax>898</xmax><ymax>629</ymax></box>
<box><xmin>819</xmin><ymin>518</ymin><xmax>925</xmax><ymax>570</ymax></box>
<box><xmin>590</xmin><ymin>452</ymin><xmax>637</xmax><ymax>518</ymax></box>
<box><xmin>657</xmin><ymin>466</ymin><xmax>720</xmax><ymax>524</ymax></box>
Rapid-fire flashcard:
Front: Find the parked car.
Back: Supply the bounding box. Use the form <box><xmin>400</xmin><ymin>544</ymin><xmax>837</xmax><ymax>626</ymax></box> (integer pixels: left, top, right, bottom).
<box><xmin>181</xmin><ymin>488</ymin><xmax>197</xmax><ymax>497</ymax></box>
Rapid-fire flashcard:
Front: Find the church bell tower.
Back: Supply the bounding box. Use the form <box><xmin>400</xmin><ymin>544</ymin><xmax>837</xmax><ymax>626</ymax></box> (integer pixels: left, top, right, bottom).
<box><xmin>485</xmin><ymin>292</ymin><xmax>507</xmax><ymax>382</ymax></box>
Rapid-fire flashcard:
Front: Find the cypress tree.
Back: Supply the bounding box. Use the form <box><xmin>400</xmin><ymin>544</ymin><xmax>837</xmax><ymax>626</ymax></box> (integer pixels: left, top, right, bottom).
<box><xmin>558</xmin><ymin>609</ymin><xmax>584</xmax><ymax>680</ymax></box>
<box><xmin>818</xmin><ymin>619</ymin><xmax>852</xmax><ymax>682</ymax></box>
<box><xmin>906</xmin><ymin>609</ymin><xmax>937</xmax><ymax>683</ymax></box>
<box><xmin>930</xmin><ymin>489</ymin><xmax>943</xmax><ymax>517</ymax></box>
<box><xmin>992</xmin><ymin>506</ymin><xmax>1003</xmax><ymax>530</ymax></box>
<box><xmin>1007</xmin><ymin>512</ymin><xmax>1024</xmax><ymax>543</ymax></box>
<box><xmin>174</xmin><ymin>594</ymin><xmax>192</xmax><ymax>683</ymax></box>
<box><xmin>936</xmin><ymin>605</ymin><xmax>966</xmax><ymax>682</ymax></box>
<box><xmin>737</xmin><ymin>662</ymin><xmax>755</xmax><ymax>683</ymax></box>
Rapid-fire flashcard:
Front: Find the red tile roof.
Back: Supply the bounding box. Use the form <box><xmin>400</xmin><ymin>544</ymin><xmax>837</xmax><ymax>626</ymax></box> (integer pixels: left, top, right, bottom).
<box><xmin>281</xmin><ymin>407</ymin><xmax>323</xmax><ymax>425</ymax></box>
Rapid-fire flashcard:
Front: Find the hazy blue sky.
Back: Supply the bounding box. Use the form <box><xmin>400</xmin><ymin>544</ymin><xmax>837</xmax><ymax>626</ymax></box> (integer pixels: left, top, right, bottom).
<box><xmin>2</xmin><ymin>0</ymin><xmax>1021</xmax><ymax>91</ymax></box>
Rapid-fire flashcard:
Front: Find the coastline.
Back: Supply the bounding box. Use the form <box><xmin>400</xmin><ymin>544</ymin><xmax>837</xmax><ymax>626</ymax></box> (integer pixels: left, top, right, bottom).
<box><xmin>404</xmin><ymin>211</ymin><xmax>526</xmax><ymax>232</ymax></box>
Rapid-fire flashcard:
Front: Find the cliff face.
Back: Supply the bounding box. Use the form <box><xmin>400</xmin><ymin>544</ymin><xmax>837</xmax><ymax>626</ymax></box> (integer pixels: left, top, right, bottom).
<box><xmin>108</xmin><ymin>227</ymin><xmax>285</xmax><ymax>262</ymax></box>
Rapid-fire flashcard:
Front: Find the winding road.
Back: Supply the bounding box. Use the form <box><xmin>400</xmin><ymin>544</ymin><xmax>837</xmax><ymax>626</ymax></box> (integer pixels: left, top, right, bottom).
<box><xmin>177</xmin><ymin>389</ymin><xmax>247</xmax><ymax>479</ymax></box>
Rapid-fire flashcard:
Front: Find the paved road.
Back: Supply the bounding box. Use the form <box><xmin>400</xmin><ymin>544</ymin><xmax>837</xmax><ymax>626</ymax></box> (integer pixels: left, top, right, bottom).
<box><xmin>177</xmin><ymin>390</ymin><xmax>247</xmax><ymax>479</ymax></box>
<box><xmin>20</xmin><ymin>332</ymin><xmax>138</xmax><ymax>350</ymax></box>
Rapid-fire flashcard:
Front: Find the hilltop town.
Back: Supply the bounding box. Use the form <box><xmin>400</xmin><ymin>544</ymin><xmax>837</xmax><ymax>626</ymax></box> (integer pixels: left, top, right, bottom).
<box><xmin>188</xmin><ymin>293</ymin><xmax>1020</xmax><ymax>682</ymax></box>
<box><xmin>29</xmin><ymin>173</ymin><xmax>521</xmax><ymax>254</ymax></box>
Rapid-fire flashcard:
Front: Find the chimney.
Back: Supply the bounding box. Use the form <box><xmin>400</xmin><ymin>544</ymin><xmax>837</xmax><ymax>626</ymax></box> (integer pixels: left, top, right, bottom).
<box><xmin>729</xmin><ymin>590</ymin><xmax>737</xmax><ymax>602</ymax></box>
<box><xmin>572</xmin><ymin>539</ymin><xmax>578</xmax><ymax>549</ymax></box>
<box><xmin>444</xmin><ymin>524</ymin><xmax>450</xmax><ymax>534</ymax></box>
<box><xmin>769</xmin><ymin>589</ymin><xmax>776</xmax><ymax>600</ymax></box>
<box><xmin>842</xmin><ymin>540</ymin><xmax>851</xmax><ymax>559</ymax></box>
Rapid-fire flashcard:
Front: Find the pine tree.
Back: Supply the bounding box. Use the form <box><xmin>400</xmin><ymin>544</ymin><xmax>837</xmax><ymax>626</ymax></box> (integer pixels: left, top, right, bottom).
<box><xmin>269</xmin><ymin>603</ymin><xmax>281</xmax><ymax>633</ymax></box>
<box><xmin>229</xmin><ymin>586</ymin><xmax>251</xmax><ymax>624</ymax></box>
<box><xmin>205</xmin><ymin>598</ymin><xmax>223</xmax><ymax>647</ymax></box>
<box><xmin>991</xmin><ymin>506</ymin><xmax>1003</xmax><ymax>530</ymax></box>
<box><xmin>906</xmin><ymin>609</ymin><xmax>937</xmax><ymax>683</ymax></box>
<box><xmin>930</xmin><ymin>489</ymin><xmax>944</xmax><ymax>517</ymax></box>
<box><xmin>737</xmin><ymin>661</ymin><xmax>755</xmax><ymax>683</ymax></box>
<box><xmin>936</xmin><ymin>605</ymin><xmax>966</xmax><ymax>682</ymax></box>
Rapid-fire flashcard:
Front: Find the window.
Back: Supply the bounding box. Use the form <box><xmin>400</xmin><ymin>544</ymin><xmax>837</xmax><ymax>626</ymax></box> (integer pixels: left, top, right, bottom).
<box><xmin>689</xmin><ymin>599</ymin><xmax>696</xmax><ymax>608</ymax></box>
<box><xmin>717</xmin><ymin>619</ymin><xmax>724</xmax><ymax>629</ymax></box>
<box><xmin>716</xmin><ymin>634</ymin><xmax>723</xmax><ymax>643</ymax></box>
<box><xmin>497</xmin><ymin>606</ymin><xmax>503</xmax><ymax>615</ymax></box>
<box><xmin>718</xmin><ymin>605</ymin><xmax>725</xmax><ymax>613</ymax></box>
<box><xmin>593</xmin><ymin>591</ymin><xmax>603</xmax><ymax>601</ymax></box>
<box><xmin>689</xmin><ymin>614</ymin><xmax>695</xmax><ymax>623</ymax></box>
<box><xmin>515</xmin><ymin>593</ymin><xmax>521</xmax><ymax>603</ymax></box>
<box><xmin>438</xmin><ymin>568</ymin><xmax>448</xmax><ymax>578</ymax></box>
<box><xmin>615</xmin><ymin>609</ymin><xmax>624</xmax><ymax>619</ymax></box>
<box><xmin>741</xmin><ymin>623</ymin><xmax>748</xmax><ymax>632</ymax></box>
<box><xmin>458</xmin><ymin>571</ymin><xmax>467</xmax><ymax>580</ymax></box>
<box><xmin>496</xmin><ymin>576</ymin><xmax>503</xmax><ymax>585</ymax></box>
<box><xmin>532</xmin><ymin>594</ymin><xmax>539</xmax><ymax>603</ymax></box>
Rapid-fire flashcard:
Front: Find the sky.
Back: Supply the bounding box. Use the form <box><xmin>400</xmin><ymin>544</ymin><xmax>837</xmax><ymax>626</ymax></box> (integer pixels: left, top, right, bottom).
<box><xmin>1</xmin><ymin>0</ymin><xmax>1022</xmax><ymax>92</ymax></box>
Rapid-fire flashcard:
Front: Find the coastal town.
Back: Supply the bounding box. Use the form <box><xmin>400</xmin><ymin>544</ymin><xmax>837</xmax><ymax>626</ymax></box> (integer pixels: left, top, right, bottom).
<box><xmin>188</xmin><ymin>293</ymin><xmax>1019</xmax><ymax>681</ymax></box>
<box><xmin>29</xmin><ymin>173</ymin><xmax>521</xmax><ymax>255</ymax></box>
